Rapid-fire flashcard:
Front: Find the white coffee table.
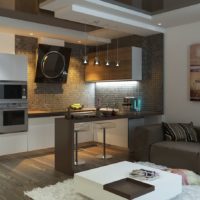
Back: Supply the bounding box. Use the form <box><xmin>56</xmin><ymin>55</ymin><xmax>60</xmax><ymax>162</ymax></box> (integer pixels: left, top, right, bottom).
<box><xmin>74</xmin><ymin>161</ymin><xmax>182</xmax><ymax>200</ymax></box>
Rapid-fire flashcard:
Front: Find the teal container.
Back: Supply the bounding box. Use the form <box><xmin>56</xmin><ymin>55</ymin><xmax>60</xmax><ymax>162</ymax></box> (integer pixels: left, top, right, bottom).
<box><xmin>133</xmin><ymin>97</ymin><xmax>142</xmax><ymax>112</ymax></box>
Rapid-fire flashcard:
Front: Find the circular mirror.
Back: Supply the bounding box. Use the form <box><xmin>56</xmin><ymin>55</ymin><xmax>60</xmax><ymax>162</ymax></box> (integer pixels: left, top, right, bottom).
<box><xmin>41</xmin><ymin>51</ymin><xmax>66</xmax><ymax>79</ymax></box>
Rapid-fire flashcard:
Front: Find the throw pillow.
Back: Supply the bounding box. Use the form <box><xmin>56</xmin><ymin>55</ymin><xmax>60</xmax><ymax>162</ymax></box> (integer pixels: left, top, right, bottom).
<box><xmin>162</xmin><ymin>122</ymin><xmax>188</xmax><ymax>141</ymax></box>
<box><xmin>162</xmin><ymin>122</ymin><xmax>198</xmax><ymax>142</ymax></box>
<box><xmin>180</xmin><ymin>122</ymin><xmax>198</xmax><ymax>142</ymax></box>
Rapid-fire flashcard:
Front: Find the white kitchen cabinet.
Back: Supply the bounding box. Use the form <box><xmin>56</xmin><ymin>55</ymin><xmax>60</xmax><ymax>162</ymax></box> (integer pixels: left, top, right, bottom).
<box><xmin>0</xmin><ymin>53</ymin><xmax>27</xmax><ymax>81</ymax></box>
<box><xmin>28</xmin><ymin>117</ymin><xmax>56</xmax><ymax>151</ymax></box>
<box><xmin>132</xmin><ymin>47</ymin><xmax>142</xmax><ymax>81</ymax></box>
<box><xmin>93</xmin><ymin>119</ymin><xmax>129</xmax><ymax>148</ymax></box>
<box><xmin>0</xmin><ymin>132</ymin><xmax>28</xmax><ymax>156</ymax></box>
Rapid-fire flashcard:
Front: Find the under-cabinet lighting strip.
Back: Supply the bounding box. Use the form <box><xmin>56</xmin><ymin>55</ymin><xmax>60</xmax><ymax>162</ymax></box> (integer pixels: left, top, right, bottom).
<box><xmin>96</xmin><ymin>81</ymin><xmax>138</xmax><ymax>87</ymax></box>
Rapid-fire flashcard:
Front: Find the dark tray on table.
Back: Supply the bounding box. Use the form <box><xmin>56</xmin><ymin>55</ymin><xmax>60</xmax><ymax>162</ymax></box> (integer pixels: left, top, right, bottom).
<box><xmin>103</xmin><ymin>178</ymin><xmax>155</xmax><ymax>200</ymax></box>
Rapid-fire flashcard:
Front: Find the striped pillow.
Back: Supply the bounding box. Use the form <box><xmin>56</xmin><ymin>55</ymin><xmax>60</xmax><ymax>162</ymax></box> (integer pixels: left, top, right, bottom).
<box><xmin>162</xmin><ymin>123</ymin><xmax>187</xmax><ymax>141</ymax></box>
<box><xmin>180</xmin><ymin>122</ymin><xmax>198</xmax><ymax>142</ymax></box>
<box><xmin>162</xmin><ymin>122</ymin><xmax>198</xmax><ymax>142</ymax></box>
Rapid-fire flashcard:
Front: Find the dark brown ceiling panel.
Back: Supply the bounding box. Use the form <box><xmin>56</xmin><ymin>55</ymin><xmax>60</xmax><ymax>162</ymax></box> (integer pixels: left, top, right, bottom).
<box><xmin>0</xmin><ymin>8</ymin><xmax>99</xmax><ymax>32</ymax></box>
<box><xmin>15</xmin><ymin>0</ymin><xmax>39</xmax><ymax>13</ymax></box>
<box><xmin>142</xmin><ymin>0</ymin><xmax>163</xmax><ymax>12</ymax></box>
<box><xmin>103</xmin><ymin>0</ymin><xmax>200</xmax><ymax>13</ymax></box>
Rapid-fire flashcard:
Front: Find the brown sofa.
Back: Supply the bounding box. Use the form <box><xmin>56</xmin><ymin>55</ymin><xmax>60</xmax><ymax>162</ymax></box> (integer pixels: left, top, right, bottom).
<box><xmin>129</xmin><ymin>124</ymin><xmax>200</xmax><ymax>174</ymax></box>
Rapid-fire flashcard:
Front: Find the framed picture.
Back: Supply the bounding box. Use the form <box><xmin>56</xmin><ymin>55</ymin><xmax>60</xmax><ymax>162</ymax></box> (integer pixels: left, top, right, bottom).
<box><xmin>190</xmin><ymin>44</ymin><xmax>200</xmax><ymax>101</ymax></box>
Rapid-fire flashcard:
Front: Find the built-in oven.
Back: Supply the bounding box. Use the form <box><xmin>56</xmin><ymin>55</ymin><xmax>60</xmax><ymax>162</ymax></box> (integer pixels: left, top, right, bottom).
<box><xmin>0</xmin><ymin>81</ymin><xmax>27</xmax><ymax>103</ymax></box>
<box><xmin>0</xmin><ymin>103</ymin><xmax>28</xmax><ymax>134</ymax></box>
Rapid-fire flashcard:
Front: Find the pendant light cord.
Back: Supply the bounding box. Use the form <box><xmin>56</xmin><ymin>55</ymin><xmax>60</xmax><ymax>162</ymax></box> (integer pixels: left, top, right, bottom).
<box><xmin>116</xmin><ymin>39</ymin><xmax>119</xmax><ymax>62</ymax></box>
<box><xmin>84</xmin><ymin>24</ymin><xmax>87</xmax><ymax>56</ymax></box>
<box><xmin>96</xmin><ymin>41</ymin><xmax>98</xmax><ymax>58</ymax></box>
<box><xmin>107</xmin><ymin>43</ymin><xmax>109</xmax><ymax>59</ymax></box>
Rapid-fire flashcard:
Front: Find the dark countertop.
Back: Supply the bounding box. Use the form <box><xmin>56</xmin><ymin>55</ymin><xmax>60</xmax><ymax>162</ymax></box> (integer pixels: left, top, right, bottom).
<box><xmin>58</xmin><ymin>112</ymin><xmax>163</xmax><ymax>123</ymax></box>
<box><xmin>28</xmin><ymin>109</ymin><xmax>162</xmax><ymax>119</ymax></box>
<box><xmin>28</xmin><ymin>110</ymin><xmax>67</xmax><ymax>118</ymax></box>
<box><xmin>28</xmin><ymin>108</ymin><xmax>96</xmax><ymax>118</ymax></box>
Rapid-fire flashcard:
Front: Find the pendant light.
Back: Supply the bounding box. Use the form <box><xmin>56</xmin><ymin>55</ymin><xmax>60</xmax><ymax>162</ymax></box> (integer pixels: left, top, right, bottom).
<box><xmin>116</xmin><ymin>39</ymin><xmax>120</xmax><ymax>67</ymax></box>
<box><xmin>82</xmin><ymin>24</ymin><xmax>88</xmax><ymax>65</ymax></box>
<box><xmin>105</xmin><ymin>44</ymin><xmax>110</xmax><ymax>66</ymax></box>
<box><xmin>94</xmin><ymin>41</ymin><xmax>100</xmax><ymax>65</ymax></box>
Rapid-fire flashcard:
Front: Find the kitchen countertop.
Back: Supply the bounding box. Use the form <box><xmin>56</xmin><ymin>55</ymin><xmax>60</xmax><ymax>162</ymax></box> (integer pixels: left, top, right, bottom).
<box><xmin>28</xmin><ymin>108</ymin><xmax>96</xmax><ymax>118</ymax></box>
<box><xmin>59</xmin><ymin>111</ymin><xmax>162</xmax><ymax>122</ymax></box>
<box><xmin>28</xmin><ymin>108</ymin><xmax>162</xmax><ymax>119</ymax></box>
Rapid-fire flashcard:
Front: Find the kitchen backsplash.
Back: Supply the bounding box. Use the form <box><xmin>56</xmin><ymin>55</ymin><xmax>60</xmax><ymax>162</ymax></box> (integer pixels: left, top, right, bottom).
<box><xmin>95</xmin><ymin>34</ymin><xmax>163</xmax><ymax>113</ymax></box>
<box><xmin>15</xmin><ymin>35</ymin><xmax>95</xmax><ymax>111</ymax></box>
<box><xmin>15</xmin><ymin>33</ymin><xmax>163</xmax><ymax>114</ymax></box>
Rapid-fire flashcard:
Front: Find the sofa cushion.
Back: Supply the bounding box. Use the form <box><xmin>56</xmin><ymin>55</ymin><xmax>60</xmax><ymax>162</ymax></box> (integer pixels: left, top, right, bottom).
<box><xmin>181</xmin><ymin>123</ymin><xmax>198</xmax><ymax>142</ymax></box>
<box><xmin>162</xmin><ymin>122</ymin><xmax>198</xmax><ymax>142</ymax></box>
<box><xmin>150</xmin><ymin>141</ymin><xmax>200</xmax><ymax>173</ymax></box>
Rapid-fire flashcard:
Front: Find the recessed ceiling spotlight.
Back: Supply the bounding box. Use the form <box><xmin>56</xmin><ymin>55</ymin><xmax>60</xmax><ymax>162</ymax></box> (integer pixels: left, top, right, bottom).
<box><xmin>77</xmin><ymin>40</ymin><xmax>82</xmax><ymax>44</ymax></box>
<box><xmin>157</xmin><ymin>22</ymin><xmax>162</xmax><ymax>26</ymax></box>
<box><xmin>29</xmin><ymin>32</ymin><xmax>34</xmax><ymax>36</ymax></box>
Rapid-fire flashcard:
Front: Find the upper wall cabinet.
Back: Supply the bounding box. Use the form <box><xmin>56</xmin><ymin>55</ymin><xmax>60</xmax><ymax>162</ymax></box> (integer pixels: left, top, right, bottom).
<box><xmin>0</xmin><ymin>54</ymin><xmax>27</xmax><ymax>81</ymax></box>
<box><xmin>85</xmin><ymin>46</ymin><xmax>142</xmax><ymax>82</ymax></box>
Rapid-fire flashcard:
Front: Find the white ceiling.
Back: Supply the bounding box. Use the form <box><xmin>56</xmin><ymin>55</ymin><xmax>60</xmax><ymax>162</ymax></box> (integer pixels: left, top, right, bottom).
<box><xmin>0</xmin><ymin>0</ymin><xmax>199</xmax><ymax>45</ymax></box>
<box><xmin>40</xmin><ymin>0</ymin><xmax>200</xmax><ymax>42</ymax></box>
<box><xmin>40</xmin><ymin>0</ymin><xmax>164</xmax><ymax>37</ymax></box>
<box><xmin>0</xmin><ymin>16</ymin><xmax>111</xmax><ymax>45</ymax></box>
<box><xmin>153</xmin><ymin>3</ymin><xmax>200</xmax><ymax>27</ymax></box>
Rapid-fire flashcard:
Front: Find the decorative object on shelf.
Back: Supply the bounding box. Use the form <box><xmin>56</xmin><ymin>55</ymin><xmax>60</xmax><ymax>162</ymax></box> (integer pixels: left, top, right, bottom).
<box><xmin>190</xmin><ymin>44</ymin><xmax>200</xmax><ymax>101</ymax></box>
<box><xmin>82</xmin><ymin>24</ymin><xmax>88</xmax><ymax>65</ymax></box>
<box><xmin>116</xmin><ymin>39</ymin><xmax>120</xmax><ymax>67</ymax></box>
<box><xmin>105</xmin><ymin>44</ymin><xmax>110</xmax><ymax>66</ymax></box>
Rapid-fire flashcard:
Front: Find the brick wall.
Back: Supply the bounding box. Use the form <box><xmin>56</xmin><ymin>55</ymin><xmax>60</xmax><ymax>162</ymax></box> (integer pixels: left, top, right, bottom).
<box><xmin>15</xmin><ymin>34</ymin><xmax>163</xmax><ymax>114</ymax></box>
<box><xmin>95</xmin><ymin>34</ymin><xmax>164</xmax><ymax>113</ymax></box>
<box><xmin>15</xmin><ymin>35</ymin><xmax>95</xmax><ymax>111</ymax></box>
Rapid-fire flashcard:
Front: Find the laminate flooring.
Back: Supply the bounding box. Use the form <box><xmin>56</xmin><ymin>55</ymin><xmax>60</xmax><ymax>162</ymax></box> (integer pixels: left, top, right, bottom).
<box><xmin>0</xmin><ymin>145</ymin><xmax>129</xmax><ymax>200</ymax></box>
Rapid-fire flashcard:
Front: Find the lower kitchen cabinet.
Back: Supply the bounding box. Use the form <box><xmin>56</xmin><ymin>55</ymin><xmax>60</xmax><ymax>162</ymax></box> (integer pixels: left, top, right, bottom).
<box><xmin>28</xmin><ymin>117</ymin><xmax>56</xmax><ymax>151</ymax></box>
<box><xmin>0</xmin><ymin>132</ymin><xmax>28</xmax><ymax>156</ymax></box>
<box><xmin>0</xmin><ymin>115</ymin><xmax>162</xmax><ymax>156</ymax></box>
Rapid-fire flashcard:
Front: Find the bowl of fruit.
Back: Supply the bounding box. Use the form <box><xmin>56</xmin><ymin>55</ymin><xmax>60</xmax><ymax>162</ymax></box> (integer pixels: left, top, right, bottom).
<box><xmin>70</xmin><ymin>103</ymin><xmax>83</xmax><ymax>110</ymax></box>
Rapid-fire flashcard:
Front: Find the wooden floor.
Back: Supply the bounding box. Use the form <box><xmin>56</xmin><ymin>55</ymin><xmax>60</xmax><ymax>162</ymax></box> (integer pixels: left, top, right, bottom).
<box><xmin>0</xmin><ymin>145</ymin><xmax>130</xmax><ymax>200</ymax></box>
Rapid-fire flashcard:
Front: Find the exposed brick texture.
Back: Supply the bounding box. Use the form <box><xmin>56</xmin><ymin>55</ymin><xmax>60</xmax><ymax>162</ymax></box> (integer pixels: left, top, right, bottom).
<box><xmin>15</xmin><ymin>34</ymin><xmax>163</xmax><ymax>114</ymax></box>
<box><xmin>95</xmin><ymin>34</ymin><xmax>164</xmax><ymax>113</ymax></box>
<box><xmin>15</xmin><ymin>35</ymin><xmax>95</xmax><ymax>111</ymax></box>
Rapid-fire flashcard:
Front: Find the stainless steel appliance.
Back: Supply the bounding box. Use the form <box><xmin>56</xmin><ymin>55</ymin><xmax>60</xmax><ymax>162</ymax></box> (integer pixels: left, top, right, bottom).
<box><xmin>0</xmin><ymin>103</ymin><xmax>28</xmax><ymax>134</ymax></box>
<box><xmin>0</xmin><ymin>81</ymin><xmax>27</xmax><ymax>103</ymax></box>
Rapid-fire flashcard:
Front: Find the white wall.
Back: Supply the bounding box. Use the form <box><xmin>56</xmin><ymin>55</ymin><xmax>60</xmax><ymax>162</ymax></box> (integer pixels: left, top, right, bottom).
<box><xmin>0</xmin><ymin>32</ymin><xmax>15</xmax><ymax>54</ymax></box>
<box><xmin>164</xmin><ymin>21</ymin><xmax>200</xmax><ymax>125</ymax></box>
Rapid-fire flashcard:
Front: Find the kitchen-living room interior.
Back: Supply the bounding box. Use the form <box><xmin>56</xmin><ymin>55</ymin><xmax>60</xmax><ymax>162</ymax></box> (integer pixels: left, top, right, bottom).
<box><xmin>1</xmin><ymin>0</ymin><xmax>200</xmax><ymax>199</ymax></box>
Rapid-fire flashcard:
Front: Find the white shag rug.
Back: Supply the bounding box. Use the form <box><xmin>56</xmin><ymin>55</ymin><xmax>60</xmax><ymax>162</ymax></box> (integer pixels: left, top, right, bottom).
<box><xmin>25</xmin><ymin>162</ymin><xmax>200</xmax><ymax>200</ymax></box>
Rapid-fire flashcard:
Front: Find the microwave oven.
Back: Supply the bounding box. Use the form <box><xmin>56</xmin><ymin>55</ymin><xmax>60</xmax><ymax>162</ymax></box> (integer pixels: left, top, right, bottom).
<box><xmin>0</xmin><ymin>81</ymin><xmax>27</xmax><ymax>103</ymax></box>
